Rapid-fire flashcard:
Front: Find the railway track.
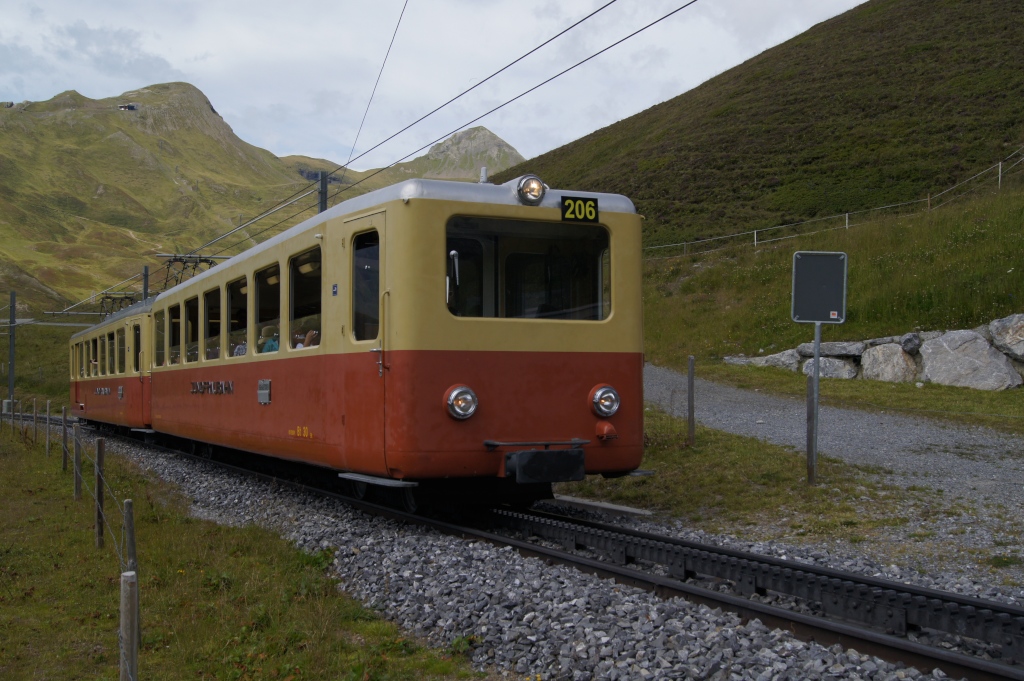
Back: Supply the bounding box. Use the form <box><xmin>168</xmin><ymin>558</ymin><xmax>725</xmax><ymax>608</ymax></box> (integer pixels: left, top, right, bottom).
<box><xmin>32</xmin><ymin>417</ymin><xmax>1024</xmax><ymax>680</ymax></box>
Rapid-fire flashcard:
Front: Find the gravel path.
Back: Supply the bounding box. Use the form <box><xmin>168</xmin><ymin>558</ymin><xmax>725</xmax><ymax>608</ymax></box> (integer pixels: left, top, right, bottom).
<box><xmin>644</xmin><ymin>363</ymin><xmax>1024</xmax><ymax>586</ymax></box>
<box><xmin>644</xmin><ymin>363</ymin><xmax>1024</xmax><ymax>510</ymax></box>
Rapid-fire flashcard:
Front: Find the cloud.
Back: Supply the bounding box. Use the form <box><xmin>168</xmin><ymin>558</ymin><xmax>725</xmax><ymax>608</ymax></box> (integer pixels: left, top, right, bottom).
<box><xmin>53</xmin><ymin>21</ymin><xmax>184</xmax><ymax>82</ymax></box>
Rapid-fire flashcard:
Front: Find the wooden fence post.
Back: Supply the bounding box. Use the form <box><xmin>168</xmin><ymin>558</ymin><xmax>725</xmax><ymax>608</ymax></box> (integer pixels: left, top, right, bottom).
<box><xmin>95</xmin><ymin>438</ymin><xmax>105</xmax><ymax>549</ymax></box>
<box><xmin>124</xmin><ymin>499</ymin><xmax>141</xmax><ymax>641</ymax></box>
<box><xmin>73</xmin><ymin>424</ymin><xmax>82</xmax><ymax>500</ymax></box>
<box><xmin>119</xmin><ymin>571</ymin><xmax>139</xmax><ymax>681</ymax></box>
<box><xmin>62</xmin><ymin>407</ymin><xmax>68</xmax><ymax>472</ymax></box>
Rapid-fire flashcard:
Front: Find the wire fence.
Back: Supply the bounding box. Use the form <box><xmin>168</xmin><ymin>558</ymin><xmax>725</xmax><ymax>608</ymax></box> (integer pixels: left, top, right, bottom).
<box><xmin>2</xmin><ymin>403</ymin><xmax>140</xmax><ymax>680</ymax></box>
<box><xmin>643</xmin><ymin>145</ymin><xmax>1024</xmax><ymax>261</ymax></box>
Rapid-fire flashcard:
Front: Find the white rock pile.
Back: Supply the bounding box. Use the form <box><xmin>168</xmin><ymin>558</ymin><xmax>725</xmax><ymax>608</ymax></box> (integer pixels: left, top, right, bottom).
<box><xmin>725</xmin><ymin>313</ymin><xmax>1024</xmax><ymax>390</ymax></box>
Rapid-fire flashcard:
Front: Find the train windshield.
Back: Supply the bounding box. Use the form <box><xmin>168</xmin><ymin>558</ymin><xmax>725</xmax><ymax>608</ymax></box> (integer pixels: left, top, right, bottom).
<box><xmin>446</xmin><ymin>216</ymin><xmax>611</xmax><ymax>320</ymax></box>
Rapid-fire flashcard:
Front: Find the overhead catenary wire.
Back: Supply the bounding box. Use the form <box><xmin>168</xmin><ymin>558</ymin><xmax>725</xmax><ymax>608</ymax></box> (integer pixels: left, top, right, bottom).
<box><xmin>193</xmin><ymin>0</ymin><xmax>624</xmax><ymax>253</ymax></box>
<box><xmin>324</xmin><ymin>0</ymin><xmax>623</xmax><ymax>185</ymax></box>
<box><xmin>336</xmin><ymin>0</ymin><xmax>410</xmax><ymax>190</ymax></box>
<box><xmin>323</xmin><ymin>0</ymin><xmax>704</xmax><ymax>206</ymax></box>
<box><xmin>202</xmin><ymin>0</ymin><xmax>699</xmax><ymax>256</ymax></box>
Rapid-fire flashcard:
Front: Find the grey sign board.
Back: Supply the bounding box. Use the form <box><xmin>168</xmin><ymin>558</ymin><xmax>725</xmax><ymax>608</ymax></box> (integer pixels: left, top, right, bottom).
<box><xmin>791</xmin><ymin>251</ymin><xmax>848</xmax><ymax>324</ymax></box>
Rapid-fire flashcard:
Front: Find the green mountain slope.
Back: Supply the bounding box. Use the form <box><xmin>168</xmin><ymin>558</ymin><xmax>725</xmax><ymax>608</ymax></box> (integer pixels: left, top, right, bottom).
<box><xmin>494</xmin><ymin>0</ymin><xmax>1024</xmax><ymax>247</ymax></box>
<box><xmin>0</xmin><ymin>82</ymin><xmax>522</xmax><ymax>314</ymax></box>
<box><xmin>0</xmin><ymin>82</ymin><xmax>305</xmax><ymax>308</ymax></box>
<box><xmin>280</xmin><ymin>126</ymin><xmax>525</xmax><ymax>193</ymax></box>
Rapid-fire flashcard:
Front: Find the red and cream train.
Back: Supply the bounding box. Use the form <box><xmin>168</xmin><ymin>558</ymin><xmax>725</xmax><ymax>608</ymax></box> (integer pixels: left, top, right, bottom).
<box><xmin>69</xmin><ymin>175</ymin><xmax>644</xmax><ymax>507</ymax></box>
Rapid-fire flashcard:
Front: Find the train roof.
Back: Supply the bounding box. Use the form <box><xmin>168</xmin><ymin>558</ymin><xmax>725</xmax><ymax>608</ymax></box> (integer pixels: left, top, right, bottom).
<box><xmin>71</xmin><ymin>296</ymin><xmax>154</xmax><ymax>340</ymax></box>
<box><xmin>72</xmin><ymin>176</ymin><xmax>636</xmax><ymax>338</ymax></box>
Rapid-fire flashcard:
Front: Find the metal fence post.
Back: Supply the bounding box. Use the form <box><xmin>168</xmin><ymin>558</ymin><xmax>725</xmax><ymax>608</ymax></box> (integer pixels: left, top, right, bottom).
<box><xmin>32</xmin><ymin>397</ymin><xmax>37</xmax><ymax>444</ymax></box>
<box><xmin>120</xmin><ymin>571</ymin><xmax>139</xmax><ymax>681</ymax></box>
<box><xmin>687</xmin><ymin>356</ymin><xmax>696</xmax><ymax>447</ymax></box>
<box><xmin>95</xmin><ymin>438</ymin><xmax>105</xmax><ymax>549</ymax></box>
<box><xmin>45</xmin><ymin>400</ymin><xmax>51</xmax><ymax>456</ymax></box>
<box><xmin>73</xmin><ymin>424</ymin><xmax>82</xmax><ymax>500</ymax></box>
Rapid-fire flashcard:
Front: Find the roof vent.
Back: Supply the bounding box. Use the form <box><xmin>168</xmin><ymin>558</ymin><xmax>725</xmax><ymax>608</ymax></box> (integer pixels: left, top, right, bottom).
<box><xmin>478</xmin><ymin>167</ymin><xmax>489</xmax><ymax>184</ymax></box>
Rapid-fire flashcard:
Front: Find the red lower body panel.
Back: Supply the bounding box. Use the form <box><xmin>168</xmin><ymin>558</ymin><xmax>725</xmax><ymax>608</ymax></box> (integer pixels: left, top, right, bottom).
<box><xmin>80</xmin><ymin>350</ymin><xmax>643</xmax><ymax>481</ymax></box>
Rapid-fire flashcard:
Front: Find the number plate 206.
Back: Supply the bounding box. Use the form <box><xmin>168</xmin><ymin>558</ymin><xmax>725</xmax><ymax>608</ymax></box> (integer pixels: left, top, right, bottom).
<box><xmin>560</xmin><ymin>196</ymin><xmax>599</xmax><ymax>223</ymax></box>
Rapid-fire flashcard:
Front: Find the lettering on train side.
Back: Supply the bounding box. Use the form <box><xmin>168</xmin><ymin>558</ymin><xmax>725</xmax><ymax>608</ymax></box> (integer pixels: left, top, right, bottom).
<box><xmin>94</xmin><ymin>387</ymin><xmax>111</xmax><ymax>395</ymax></box>
<box><xmin>190</xmin><ymin>381</ymin><xmax>235</xmax><ymax>395</ymax></box>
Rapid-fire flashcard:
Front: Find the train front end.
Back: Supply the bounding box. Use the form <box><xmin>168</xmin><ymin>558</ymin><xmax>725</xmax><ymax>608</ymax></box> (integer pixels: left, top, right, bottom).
<box><xmin>380</xmin><ymin>176</ymin><xmax>644</xmax><ymax>494</ymax></box>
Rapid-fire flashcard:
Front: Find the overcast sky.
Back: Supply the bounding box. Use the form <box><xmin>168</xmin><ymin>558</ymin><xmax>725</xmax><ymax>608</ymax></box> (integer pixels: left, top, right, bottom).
<box><xmin>1</xmin><ymin>0</ymin><xmax>864</xmax><ymax>171</ymax></box>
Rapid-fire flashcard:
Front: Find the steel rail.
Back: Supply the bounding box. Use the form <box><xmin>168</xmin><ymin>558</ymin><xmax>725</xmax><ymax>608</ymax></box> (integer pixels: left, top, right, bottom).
<box><xmin>59</xmin><ymin>421</ymin><xmax>1024</xmax><ymax>680</ymax></box>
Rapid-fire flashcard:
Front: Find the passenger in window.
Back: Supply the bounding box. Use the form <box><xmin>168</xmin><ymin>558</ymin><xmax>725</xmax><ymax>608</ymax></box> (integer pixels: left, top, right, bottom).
<box><xmin>258</xmin><ymin>325</ymin><xmax>279</xmax><ymax>353</ymax></box>
<box><xmin>295</xmin><ymin>328</ymin><xmax>319</xmax><ymax>348</ymax></box>
<box><xmin>233</xmin><ymin>340</ymin><xmax>247</xmax><ymax>356</ymax></box>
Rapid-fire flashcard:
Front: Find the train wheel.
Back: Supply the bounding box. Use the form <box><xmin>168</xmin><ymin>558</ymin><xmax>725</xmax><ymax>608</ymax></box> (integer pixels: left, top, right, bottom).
<box><xmin>349</xmin><ymin>480</ymin><xmax>369</xmax><ymax>501</ymax></box>
<box><xmin>398</xmin><ymin>488</ymin><xmax>419</xmax><ymax>514</ymax></box>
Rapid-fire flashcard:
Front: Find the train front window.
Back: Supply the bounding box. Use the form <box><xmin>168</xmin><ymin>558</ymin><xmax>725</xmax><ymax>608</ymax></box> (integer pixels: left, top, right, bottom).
<box><xmin>445</xmin><ymin>216</ymin><xmax>610</xmax><ymax>320</ymax></box>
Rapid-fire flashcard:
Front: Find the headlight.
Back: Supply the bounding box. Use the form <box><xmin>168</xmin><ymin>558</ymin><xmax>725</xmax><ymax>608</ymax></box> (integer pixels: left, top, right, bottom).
<box><xmin>446</xmin><ymin>385</ymin><xmax>478</xmax><ymax>420</ymax></box>
<box><xmin>590</xmin><ymin>385</ymin><xmax>620</xmax><ymax>417</ymax></box>
<box><xmin>516</xmin><ymin>175</ymin><xmax>546</xmax><ymax>206</ymax></box>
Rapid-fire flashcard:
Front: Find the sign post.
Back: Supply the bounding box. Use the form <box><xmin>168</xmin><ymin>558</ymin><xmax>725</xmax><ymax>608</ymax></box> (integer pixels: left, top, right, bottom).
<box><xmin>792</xmin><ymin>252</ymin><xmax>848</xmax><ymax>484</ymax></box>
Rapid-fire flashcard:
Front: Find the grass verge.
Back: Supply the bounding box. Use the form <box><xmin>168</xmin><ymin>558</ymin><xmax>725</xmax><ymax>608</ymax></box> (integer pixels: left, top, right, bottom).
<box><xmin>0</xmin><ymin>431</ymin><xmax>479</xmax><ymax>680</ymax></box>
<box><xmin>559</xmin><ymin>407</ymin><xmax>909</xmax><ymax>543</ymax></box>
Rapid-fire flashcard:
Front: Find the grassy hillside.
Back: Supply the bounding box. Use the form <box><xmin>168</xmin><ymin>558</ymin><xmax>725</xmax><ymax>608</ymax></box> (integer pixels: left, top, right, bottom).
<box><xmin>0</xmin><ymin>83</ymin><xmax>309</xmax><ymax>312</ymax></box>
<box><xmin>494</xmin><ymin>0</ymin><xmax>1024</xmax><ymax>248</ymax></box>
<box><xmin>644</xmin><ymin>185</ymin><xmax>1024</xmax><ymax>364</ymax></box>
<box><xmin>280</xmin><ymin>126</ymin><xmax>525</xmax><ymax>194</ymax></box>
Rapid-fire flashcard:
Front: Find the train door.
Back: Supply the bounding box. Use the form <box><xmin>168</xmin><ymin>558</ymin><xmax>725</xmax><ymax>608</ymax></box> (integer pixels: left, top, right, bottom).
<box><xmin>134</xmin><ymin>319</ymin><xmax>152</xmax><ymax>426</ymax></box>
<box><xmin>345</xmin><ymin>213</ymin><xmax>388</xmax><ymax>474</ymax></box>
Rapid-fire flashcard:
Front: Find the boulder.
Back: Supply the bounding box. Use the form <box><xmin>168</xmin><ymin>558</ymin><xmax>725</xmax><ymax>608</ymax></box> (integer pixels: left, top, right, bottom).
<box><xmin>861</xmin><ymin>344</ymin><xmax>917</xmax><ymax>383</ymax></box>
<box><xmin>759</xmin><ymin>349</ymin><xmax>801</xmax><ymax>372</ymax></box>
<box><xmin>796</xmin><ymin>341</ymin><xmax>865</xmax><ymax>358</ymax></box>
<box><xmin>723</xmin><ymin>356</ymin><xmax>754</xmax><ymax>366</ymax></box>
<box><xmin>899</xmin><ymin>332</ymin><xmax>922</xmax><ymax>355</ymax></box>
<box><xmin>972</xmin><ymin>324</ymin><xmax>994</xmax><ymax>342</ymax></box>
<box><xmin>989</xmin><ymin>313</ymin><xmax>1024</xmax><ymax>362</ymax></box>
<box><xmin>864</xmin><ymin>336</ymin><xmax>898</xmax><ymax>347</ymax></box>
<box><xmin>802</xmin><ymin>357</ymin><xmax>858</xmax><ymax>379</ymax></box>
<box><xmin>920</xmin><ymin>330</ymin><xmax>1023</xmax><ymax>391</ymax></box>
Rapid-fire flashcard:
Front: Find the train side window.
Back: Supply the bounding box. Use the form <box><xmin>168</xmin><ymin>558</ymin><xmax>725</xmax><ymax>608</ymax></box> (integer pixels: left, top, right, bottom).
<box><xmin>116</xmin><ymin>328</ymin><xmax>125</xmax><ymax>374</ymax></box>
<box><xmin>204</xmin><ymin>287</ymin><xmax>222</xmax><ymax>360</ymax></box>
<box><xmin>353</xmin><ymin>231</ymin><xmax>379</xmax><ymax>341</ymax></box>
<box><xmin>227</xmin><ymin>277</ymin><xmax>248</xmax><ymax>356</ymax></box>
<box><xmin>154</xmin><ymin>310</ymin><xmax>166</xmax><ymax>366</ymax></box>
<box><xmin>77</xmin><ymin>343</ymin><xmax>84</xmax><ymax>378</ymax></box>
<box><xmin>169</xmin><ymin>304</ymin><xmax>181</xmax><ymax>365</ymax></box>
<box><xmin>184</xmin><ymin>296</ymin><xmax>199</xmax><ymax>363</ymax></box>
<box><xmin>289</xmin><ymin>247</ymin><xmax>321</xmax><ymax>349</ymax></box>
<box><xmin>255</xmin><ymin>264</ymin><xmax>281</xmax><ymax>353</ymax></box>
<box><xmin>90</xmin><ymin>338</ymin><xmax>98</xmax><ymax>376</ymax></box>
<box><xmin>107</xmin><ymin>332</ymin><xmax>115</xmax><ymax>375</ymax></box>
<box><xmin>99</xmin><ymin>336</ymin><xmax>107</xmax><ymax>375</ymax></box>
<box><xmin>133</xmin><ymin>324</ymin><xmax>141</xmax><ymax>372</ymax></box>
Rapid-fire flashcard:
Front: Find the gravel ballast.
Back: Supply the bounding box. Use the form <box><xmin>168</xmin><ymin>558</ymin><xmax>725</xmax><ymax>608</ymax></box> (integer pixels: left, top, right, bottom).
<box><xmin>96</xmin><ymin>433</ymin><xmax>967</xmax><ymax>681</ymax></box>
